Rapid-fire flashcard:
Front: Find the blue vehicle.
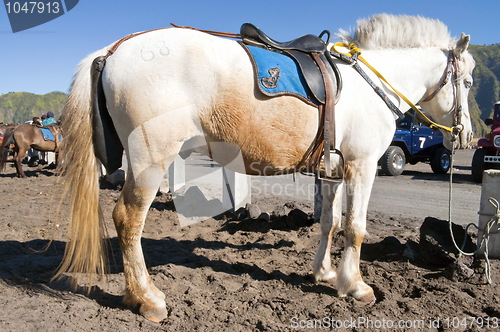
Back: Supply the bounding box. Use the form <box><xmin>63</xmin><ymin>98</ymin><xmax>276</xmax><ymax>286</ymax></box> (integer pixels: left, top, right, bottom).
<box><xmin>379</xmin><ymin>111</ymin><xmax>451</xmax><ymax>176</ymax></box>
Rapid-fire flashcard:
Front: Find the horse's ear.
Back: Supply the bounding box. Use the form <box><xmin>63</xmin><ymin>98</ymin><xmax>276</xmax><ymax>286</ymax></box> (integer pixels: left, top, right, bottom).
<box><xmin>454</xmin><ymin>32</ymin><xmax>470</xmax><ymax>56</ymax></box>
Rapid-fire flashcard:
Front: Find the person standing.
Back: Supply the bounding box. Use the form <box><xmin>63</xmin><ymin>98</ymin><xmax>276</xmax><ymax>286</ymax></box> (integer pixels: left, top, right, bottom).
<box><xmin>27</xmin><ymin>116</ymin><xmax>43</xmax><ymax>166</ymax></box>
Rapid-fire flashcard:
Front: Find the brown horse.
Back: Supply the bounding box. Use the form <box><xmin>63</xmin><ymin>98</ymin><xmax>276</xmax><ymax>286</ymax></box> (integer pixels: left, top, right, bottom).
<box><xmin>0</xmin><ymin>125</ymin><xmax>7</xmax><ymax>146</ymax></box>
<box><xmin>0</xmin><ymin>124</ymin><xmax>62</xmax><ymax>178</ymax></box>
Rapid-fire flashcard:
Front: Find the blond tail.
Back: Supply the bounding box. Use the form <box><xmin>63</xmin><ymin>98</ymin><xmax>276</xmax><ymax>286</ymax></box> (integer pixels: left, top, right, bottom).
<box><xmin>54</xmin><ymin>51</ymin><xmax>109</xmax><ymax>288</ymax></box>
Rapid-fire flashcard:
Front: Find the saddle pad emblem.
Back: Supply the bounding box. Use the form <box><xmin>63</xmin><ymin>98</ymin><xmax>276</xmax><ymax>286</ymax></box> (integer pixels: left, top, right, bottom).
<box><xmin>262</xmin><ymin>67</ymin><xmax>280</xmax><ymax>89</ymax></box>
<box><xmin>242</xmin><ymin>44</ymin><xmax>316</xmax><ymax>105</ymax></box>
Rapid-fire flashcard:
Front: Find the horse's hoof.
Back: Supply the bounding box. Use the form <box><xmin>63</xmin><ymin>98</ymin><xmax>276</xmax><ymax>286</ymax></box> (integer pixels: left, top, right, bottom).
<box><xmin>139</xmin><ymin>302</ymin><xmax>168</xmax><ymax>323</ymax></box>
<box><xmin>350</xmin><ymin>286</ymin><xmax>376</xmax><ymax>306</ymax></box>
<box><xmin>355</xmin><ymin>292</ymin><xmax>376</xmax><ymax>306</ymax></box>
<box><xmin>124</xmin><ymin>292</ymin><xmax>167</xmax><ymax>323</ymax></box>
<box><xmin>338</xmin><ymin>281</ymin><xmax>376</xmax><ymax>305</ymax></box>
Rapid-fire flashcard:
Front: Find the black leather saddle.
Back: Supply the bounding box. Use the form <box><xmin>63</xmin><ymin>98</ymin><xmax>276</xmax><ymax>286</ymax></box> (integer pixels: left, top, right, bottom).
<box><xmin>240</xmin><ymin>23</ymin><xmax>341</xmax><ymax>105</ymax></box>
<box><xmin>240</xmin><ymin>23</ymin><xmax>327</xmax><ymax>53</ymax></box>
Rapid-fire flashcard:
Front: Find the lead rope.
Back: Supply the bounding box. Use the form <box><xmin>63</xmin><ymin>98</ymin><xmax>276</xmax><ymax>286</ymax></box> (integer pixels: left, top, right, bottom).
<box><xmin>448</xmin><ymin>136</ymin><xmax>499</xmax><ymax>284</ymax></box>
<box><xmin>331</xmin><ymin>42</ymin><xmax>455</xmax><ymax>133</ymax></box>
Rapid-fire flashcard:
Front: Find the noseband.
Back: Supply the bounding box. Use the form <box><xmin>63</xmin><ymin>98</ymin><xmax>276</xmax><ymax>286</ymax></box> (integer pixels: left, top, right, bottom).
<box><xmin>422</xmin><ymin>50</ymin><xmax>463</xmax><ymax>133</ymax></box>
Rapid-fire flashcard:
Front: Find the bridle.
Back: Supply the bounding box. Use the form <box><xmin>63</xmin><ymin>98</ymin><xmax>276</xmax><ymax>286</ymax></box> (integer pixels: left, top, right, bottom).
<box><xmin>422</xmin><ymin>50</ymin><xmax>464</xmax><ymax>134</ymax></box>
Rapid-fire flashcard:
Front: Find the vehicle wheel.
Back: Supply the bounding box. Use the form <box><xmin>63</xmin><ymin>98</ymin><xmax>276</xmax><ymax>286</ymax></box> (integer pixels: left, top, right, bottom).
<box><xmin>430</xmin><ymin>148</ymin><xmax>451</xmax><ymax>174</ymax></box>
<box><xmin>471</xmin><ymin>149</ymin><xmax>487</xmax><ymax>183</ymax></box>
<box><xmin>380</xmin><ymin>146</ymin><xmax>406</xmax><ymax>176</ymax></box>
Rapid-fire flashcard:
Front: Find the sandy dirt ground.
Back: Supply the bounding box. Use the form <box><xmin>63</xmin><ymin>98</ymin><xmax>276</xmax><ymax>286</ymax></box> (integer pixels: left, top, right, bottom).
<box><xmin>0</xmin><ymin>154</ymin><xmax>499</xmax><ymax>331</ymax></box>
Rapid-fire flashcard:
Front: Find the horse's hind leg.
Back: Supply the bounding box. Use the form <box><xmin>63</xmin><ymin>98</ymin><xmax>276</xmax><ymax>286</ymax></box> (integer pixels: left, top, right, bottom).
<box><xmin>113</xmin><ymin>163</ymin><xmax>170</xmax><ymax>322</ymax></box>
<box><xmin>14</xmin><ymin>147</ymin><xmax>27</xmax><ymax>178</ymax></box>
<box><xmin>313</xmin><ymin>181</ymin><xmax>343</xmax><ymax>283</ymax></box>
<box><xmin>336</xmin><ymin>162</ymin><xmax>376</xmax><ymax>304</ymax></box>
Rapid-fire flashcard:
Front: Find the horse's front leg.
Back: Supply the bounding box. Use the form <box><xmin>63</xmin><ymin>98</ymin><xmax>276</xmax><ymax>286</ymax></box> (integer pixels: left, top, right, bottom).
<box><xmin>313</xmin><ymin>181</ymin><xmax>343</xmax><ymax>283</ymax></box>
<box><xmin>337</xmin><ymin>162</ymin><xmax>376</xmax><ymax>304</ymax></box>
<box><xmin>112</xmin><ymin>166</ymin><xmax>168</xmax><ymax>322</ymax></box>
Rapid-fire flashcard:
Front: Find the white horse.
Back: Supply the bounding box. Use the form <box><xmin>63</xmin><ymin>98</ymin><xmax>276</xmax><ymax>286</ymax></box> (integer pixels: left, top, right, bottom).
<box><xmin>56</xmin><ymin>14</ymin><xmax>474</xmax><ymax>322</ymax></box>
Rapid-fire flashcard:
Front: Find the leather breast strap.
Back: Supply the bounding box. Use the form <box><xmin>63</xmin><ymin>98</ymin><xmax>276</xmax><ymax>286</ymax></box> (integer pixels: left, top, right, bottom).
<box><xmin>310</xmin><ymin>53</ymin><xmax>344</xmax><ymax>181</ymax></box>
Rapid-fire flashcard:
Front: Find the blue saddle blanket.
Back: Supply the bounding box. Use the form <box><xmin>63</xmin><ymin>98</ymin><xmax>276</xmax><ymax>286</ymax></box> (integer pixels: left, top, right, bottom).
<box><xmin>244</xmin><ymin>45</ymin><xmax>315</xmax><ymax>105</ymax></box>
<box><xmin>40</xmin><ymin>128</ymin><xmax>62</xmax><ymax>141</ymax></box>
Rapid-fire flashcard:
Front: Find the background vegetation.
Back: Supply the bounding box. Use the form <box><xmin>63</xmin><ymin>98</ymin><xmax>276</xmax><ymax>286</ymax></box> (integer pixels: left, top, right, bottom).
<box><xmin>0</xmin><ymin>91</ymin><xmax>67</xmax><ymax>124</ymax></box>
<box><xmin>468</xmin><ymin>44</ymin><xmax>500</xmax><ymax>135</ymax></box>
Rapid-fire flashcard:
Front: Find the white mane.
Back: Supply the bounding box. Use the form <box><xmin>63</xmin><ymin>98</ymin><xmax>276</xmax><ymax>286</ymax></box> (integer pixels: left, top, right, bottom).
<box><xmin>338</xmin><ymin>14</ymin><xmax>455</xmax><ymax>50</ymax></box>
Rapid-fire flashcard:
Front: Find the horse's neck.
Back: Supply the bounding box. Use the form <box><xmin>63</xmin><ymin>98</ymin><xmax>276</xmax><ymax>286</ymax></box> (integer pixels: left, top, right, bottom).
<box><xmin>361</xmin><ymin>48</ymin><xmax>447</xmax><ymax>107</ymax></box>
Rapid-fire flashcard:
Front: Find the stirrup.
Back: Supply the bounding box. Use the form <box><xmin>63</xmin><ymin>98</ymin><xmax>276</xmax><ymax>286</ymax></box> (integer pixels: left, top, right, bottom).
<box><xmin>317</xmin><ymin>150</ymin><xmax>345</xmax><ymax>183</ymax></box>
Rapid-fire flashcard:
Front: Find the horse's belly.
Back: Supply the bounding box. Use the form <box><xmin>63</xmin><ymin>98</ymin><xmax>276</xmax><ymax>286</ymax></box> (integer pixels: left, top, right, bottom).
<box><xmin>201</xmin><ymin>94</ymin><xmax>318</xmax><ymax>176</ymax></box>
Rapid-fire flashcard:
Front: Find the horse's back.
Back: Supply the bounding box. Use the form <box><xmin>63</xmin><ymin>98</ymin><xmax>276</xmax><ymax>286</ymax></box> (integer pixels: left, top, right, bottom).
<box><xmin>13</xmin><ymin>124</ymin><xmax>37</xmax><ymax>143</ymax></box>
<box><xmin>102</xmin><ymin>28</ymin><xmax>246</xmax><ymax>116</ymax></box>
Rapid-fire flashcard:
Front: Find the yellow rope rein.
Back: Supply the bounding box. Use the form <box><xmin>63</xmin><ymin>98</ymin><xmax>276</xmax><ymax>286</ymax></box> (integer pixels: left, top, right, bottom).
<box><xmin>331</xmin><ymin>42</ymin><xmax>454</xmax><ymax>133</ymax></box>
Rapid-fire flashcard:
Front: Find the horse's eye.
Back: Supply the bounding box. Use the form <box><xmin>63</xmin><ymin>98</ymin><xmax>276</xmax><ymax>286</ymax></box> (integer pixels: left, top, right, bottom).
<box><xmin>464</xmin><ymin>80</ymin><xmax>472</xmax><ymax>89</ymax></box>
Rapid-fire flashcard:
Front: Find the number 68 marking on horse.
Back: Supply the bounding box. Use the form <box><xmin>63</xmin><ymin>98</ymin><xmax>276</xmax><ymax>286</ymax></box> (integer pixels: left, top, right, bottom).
<box><xmin>141</xmin><ymin>41</ymin><xmax>170</xmax><ymax>62</ymax></box>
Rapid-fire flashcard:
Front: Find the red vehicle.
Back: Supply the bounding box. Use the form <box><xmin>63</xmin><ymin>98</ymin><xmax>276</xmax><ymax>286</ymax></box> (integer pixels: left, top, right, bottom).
<box><xmin>472</xmin><ymin>101</ymin><xmax>500</xmax><ymax>182</ymax></box>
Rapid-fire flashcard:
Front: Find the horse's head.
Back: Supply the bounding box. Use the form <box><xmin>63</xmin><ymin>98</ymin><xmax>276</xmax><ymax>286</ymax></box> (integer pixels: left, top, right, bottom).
<box><xmin>420</xmin><ymin>33</ymin><xmax>475</xmax><ymax>150</ymax></box>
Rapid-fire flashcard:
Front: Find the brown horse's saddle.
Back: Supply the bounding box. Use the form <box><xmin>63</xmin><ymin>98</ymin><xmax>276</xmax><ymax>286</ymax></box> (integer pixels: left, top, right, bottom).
<box><xmin>40</xmin><ymin>125</ymin><xmax>62</xmax><ymax>142</ymax></box>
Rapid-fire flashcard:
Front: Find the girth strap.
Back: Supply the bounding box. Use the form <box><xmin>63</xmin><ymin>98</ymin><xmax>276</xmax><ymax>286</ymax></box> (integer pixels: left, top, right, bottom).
<box><xmin>312</xmin><ymin>53</ymin><xmax>336</xmax><ymax>179</ymax></box>
<box><xmin>295</xmin><ymin>51</ymin><xmax>344</xmax><ymax>181</ymax></box>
